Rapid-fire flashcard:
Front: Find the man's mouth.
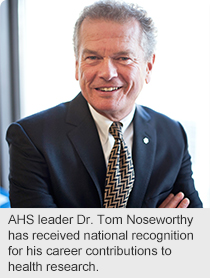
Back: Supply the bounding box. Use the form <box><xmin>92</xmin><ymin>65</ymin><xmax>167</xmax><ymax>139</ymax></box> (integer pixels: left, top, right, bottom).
<box><xmin>96</xmin><ymin>87</ymin><xmax>122</xmax><ymax>92</ymax></box>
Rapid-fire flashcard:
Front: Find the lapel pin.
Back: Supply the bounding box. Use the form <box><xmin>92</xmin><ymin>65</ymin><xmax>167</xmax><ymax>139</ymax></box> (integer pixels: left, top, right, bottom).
<box><xmin>143</xmin><ymin>137</ymin><xmax>149</xmax><ymax>144</ymax></box>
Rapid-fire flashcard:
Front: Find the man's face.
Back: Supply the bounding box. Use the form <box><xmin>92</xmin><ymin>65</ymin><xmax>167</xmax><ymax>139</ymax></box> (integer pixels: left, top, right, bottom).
<box><xmin>75</xmin><ymin>18</ymin><xmax>154</xmax><ymax>121</ymax></box>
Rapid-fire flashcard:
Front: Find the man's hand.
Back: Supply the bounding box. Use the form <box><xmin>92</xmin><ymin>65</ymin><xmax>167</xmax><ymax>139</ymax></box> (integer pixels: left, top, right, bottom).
<box><xmin>158</xmin><ymin>192</ymin><xmax>190</xmax><ymax>208</ymax></box>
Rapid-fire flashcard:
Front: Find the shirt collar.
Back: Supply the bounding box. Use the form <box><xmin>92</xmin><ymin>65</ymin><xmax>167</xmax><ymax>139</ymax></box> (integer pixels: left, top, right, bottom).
<box><xmin>88</xmin><ymin>104</ymin><xmax>136</xmax><ymax>139</ymax></box>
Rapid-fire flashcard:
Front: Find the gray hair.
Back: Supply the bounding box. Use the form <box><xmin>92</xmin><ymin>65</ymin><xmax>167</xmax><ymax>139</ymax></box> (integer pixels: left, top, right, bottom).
<box><xmin>73</xmin><ymin>1</ymin><xmax>157</xmax><ymax>61</ymax></box>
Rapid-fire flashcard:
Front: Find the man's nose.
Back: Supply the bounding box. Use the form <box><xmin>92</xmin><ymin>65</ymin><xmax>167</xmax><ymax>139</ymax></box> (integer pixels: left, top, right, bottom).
<box><xmin>98</xmin><ymin>58</ymin><xmax>118</xmax><ymax>80</ymax></box>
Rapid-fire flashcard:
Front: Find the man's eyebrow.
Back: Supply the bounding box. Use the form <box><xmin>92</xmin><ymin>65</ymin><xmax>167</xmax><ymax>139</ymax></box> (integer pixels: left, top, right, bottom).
<box><xmin>113</xmin><ymin>50</ymin><xmax>134</xmax><ymax>56</ymax></box>
<box><xmin>82</xmin><ymin>49</ymin><xmax>135</xmax><ymax>56</ymax></box>
<box><xmin>82</xmin><ymin>49</ymin><xmax>99</xmax><ymax>56</ymax></box>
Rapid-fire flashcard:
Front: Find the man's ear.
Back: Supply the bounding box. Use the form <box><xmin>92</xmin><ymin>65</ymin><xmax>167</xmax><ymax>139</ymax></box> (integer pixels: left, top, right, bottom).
<box><xmin>75</xmin><ymin>58</ymin><xmax>79</xmax><ymax>81</ymax></box>
<box><xmin>145</xmin><ymin>54</ymin><xmax>155</xmax><ymax>84</ymax></box>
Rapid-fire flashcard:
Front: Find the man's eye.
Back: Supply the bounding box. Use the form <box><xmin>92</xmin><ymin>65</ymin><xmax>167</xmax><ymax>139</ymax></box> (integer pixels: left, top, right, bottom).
<box><xmin>87</xmin><ymin>56</ymin><xmax>98</xmax><ymax>60</ymax></box>
<box><xmin>117</xmin><ymin>57</ymin><xmax>132</xmax><ymax>64</ymax></box>
<box><xmin>120</xmin><ymin>57</ymin><xmax>129</xmax><ymax>61</ymax></box>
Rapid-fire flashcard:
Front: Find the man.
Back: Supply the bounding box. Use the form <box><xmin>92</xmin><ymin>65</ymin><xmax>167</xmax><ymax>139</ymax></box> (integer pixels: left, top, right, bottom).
<box><xmin>6</xmin><ymin>1</ymin><xmax>202</xmax><ymax>208</ymax></box>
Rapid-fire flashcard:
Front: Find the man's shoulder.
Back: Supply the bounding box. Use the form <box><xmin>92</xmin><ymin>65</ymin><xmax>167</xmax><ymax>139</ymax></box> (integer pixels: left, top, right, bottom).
<box><xmin>6</xmin><ymin>93</ymin><xmax>88</xmax><ymax>147</ymax></box>
<box><xmin>135</xmin><ymin>104</ymin><xmax>186</xmax><ymax>141</ymax></box>
<box><xmin>136</xmin><ymin>104</ymin><xmax>180</xmax><ymax>127</ymax></box>
<box><xmin>6</xmin><ymin>102</ymin><xmax>70</xmax><ymax>144</ymax></box>
<box><xmin>16</xmin><ymin>93</ymin><xmax>86</xmax><ymax>127</ymax></box>
<box><xmin>19</xmin><ymin>102</ymin><xmax>70</xmax><ymax>124</ymax></box>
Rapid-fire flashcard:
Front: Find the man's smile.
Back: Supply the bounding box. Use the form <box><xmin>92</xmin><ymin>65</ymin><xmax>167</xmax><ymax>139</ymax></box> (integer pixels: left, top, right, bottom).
<box><xmin>95</xmin><ymin>87</ymin><xmax>122</xmax><ymax>92</ymax></box>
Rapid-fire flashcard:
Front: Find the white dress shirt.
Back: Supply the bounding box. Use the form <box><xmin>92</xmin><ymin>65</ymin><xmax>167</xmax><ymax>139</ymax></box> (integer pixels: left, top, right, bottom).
<box><xmin>88</xmin><ymin>104</ymin><xmax>136</xmax><ymax>165</ymax></box>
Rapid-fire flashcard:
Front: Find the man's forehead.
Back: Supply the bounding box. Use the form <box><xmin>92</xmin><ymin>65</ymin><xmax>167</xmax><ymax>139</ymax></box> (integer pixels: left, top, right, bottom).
<box><xmin>80</xmin><ymin>17</ymin><xmax>142</xmax><ymax>35</ymax></box>
<box><xmin>79</xmin><ymin>18</ymin><xmax>142</xmax><ymax>47</ymax></box>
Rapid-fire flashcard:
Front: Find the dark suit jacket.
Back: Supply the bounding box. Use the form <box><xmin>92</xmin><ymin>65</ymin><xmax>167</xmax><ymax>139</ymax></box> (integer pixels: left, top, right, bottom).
<box><xmin>6</xmin><ymin>93</ymin><xmax>202</xmax><ymax>208</ymax></box>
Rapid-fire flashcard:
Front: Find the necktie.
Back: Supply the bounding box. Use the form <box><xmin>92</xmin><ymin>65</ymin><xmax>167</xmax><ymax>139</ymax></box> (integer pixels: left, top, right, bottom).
<box><xmin>103</xmin><ymin>122</ymin><xmax>135</xmax><ymax>208</ymax></box>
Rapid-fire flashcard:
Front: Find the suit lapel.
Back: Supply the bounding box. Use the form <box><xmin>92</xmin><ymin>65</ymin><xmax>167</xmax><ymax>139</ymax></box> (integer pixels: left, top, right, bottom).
<box><xmin>66</xmin><ymin>93</ymin><xmax>106</xmax><ymax>206</ymax></box>
<box><xmin>128</xmin><ymin>105</ymin><xmax>157</xmax><ymax>207</ymax></box>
